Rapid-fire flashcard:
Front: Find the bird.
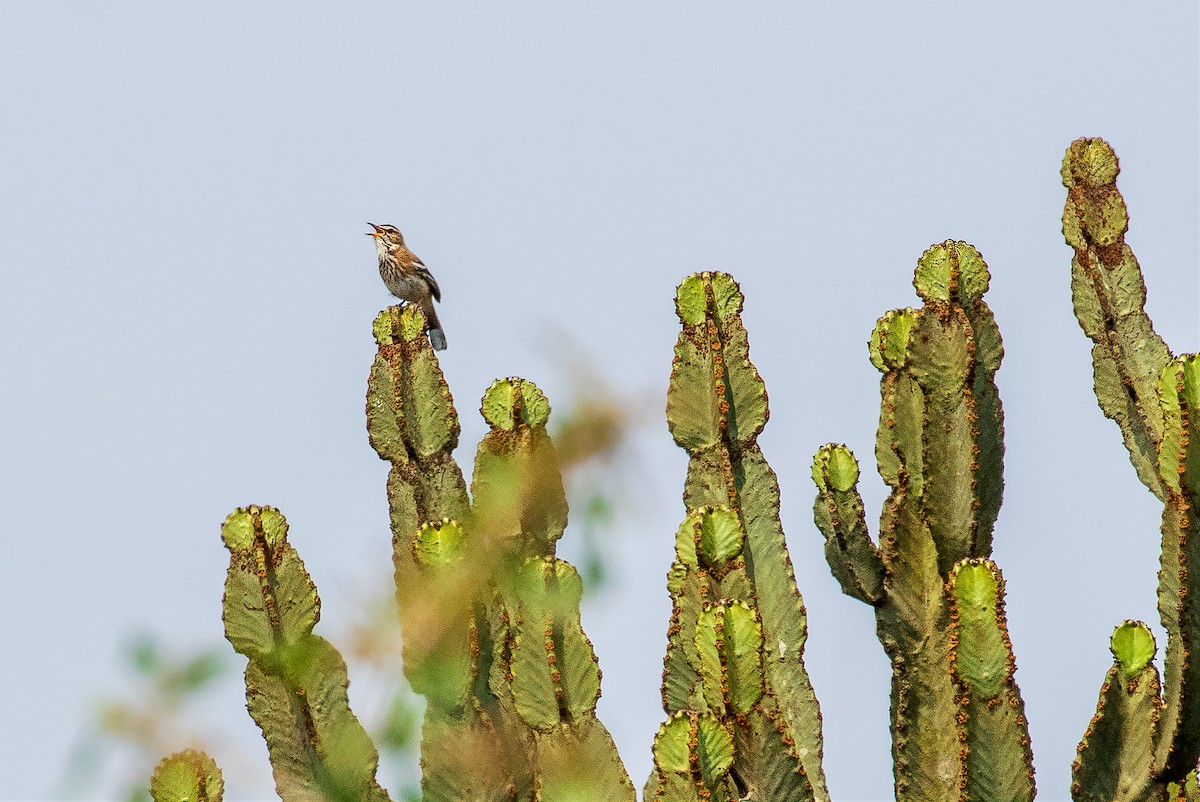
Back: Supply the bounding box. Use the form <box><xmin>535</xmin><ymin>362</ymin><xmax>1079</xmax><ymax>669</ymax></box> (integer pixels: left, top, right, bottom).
<box><xmin>367</xmin><ymin>223</ymin><xmax>447</xmax><ymax>351</ymax></box>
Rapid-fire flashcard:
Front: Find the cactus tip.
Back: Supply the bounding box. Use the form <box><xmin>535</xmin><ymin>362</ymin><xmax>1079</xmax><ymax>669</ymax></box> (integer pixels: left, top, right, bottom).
<box><xmin>220</xmin><ymin>505</ymin><xmax>287</xmax><ymax>550</ymax></box>
<box><xmin>812</xmin><ymin>443</ymin><xmax>859</xmax><ymax>492</ymax></box>
<box><xmin>1062</xmin><ymin>137</ymin><xmax>1120</xmax><ymax>189</ymax></box>
<box><xmin>913</xmin><ymin>240</ymin><xmax>990</xmax><ymax>305</ymax></box>
<box><xmin>1109</xmin><ymin>620</ymin><xmax>1156</xmax><ymax>679</ymax></box>
<box><xmin>481</xmin><ymin>377</ymin><xmax>551</xmax><ymax>430</ymax></box>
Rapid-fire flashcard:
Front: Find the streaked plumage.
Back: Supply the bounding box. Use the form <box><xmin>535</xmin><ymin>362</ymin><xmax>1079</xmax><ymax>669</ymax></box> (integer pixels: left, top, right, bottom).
<box><xmin>367</xmin><ymin>223</ymin><xmax>447</xmax><ymax>350</ymax></box>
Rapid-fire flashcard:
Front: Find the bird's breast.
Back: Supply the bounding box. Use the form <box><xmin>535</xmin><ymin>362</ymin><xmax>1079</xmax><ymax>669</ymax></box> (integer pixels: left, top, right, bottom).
<box><xmin>380</xmin><ymin>268</ymin><xmax>428</xmax><ymax>302</ymax></box>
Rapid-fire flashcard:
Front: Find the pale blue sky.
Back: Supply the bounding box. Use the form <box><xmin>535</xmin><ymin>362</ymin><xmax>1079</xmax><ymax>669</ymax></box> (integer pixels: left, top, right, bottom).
<box><xmin>1</xmin><ymin>4</ymin><xmax>1196</xmax><ymax>800</ymax></box>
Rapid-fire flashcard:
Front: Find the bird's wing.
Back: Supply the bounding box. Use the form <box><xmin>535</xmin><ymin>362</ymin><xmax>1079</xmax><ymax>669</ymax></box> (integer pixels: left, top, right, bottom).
<box><xmin>407</xmin><ymin>252</ymin><xmax>442</xmax><ymax>302</ymax></box>
<box><xmin>416</xmin><ymin>264</ymin><xmax>441</xmax><ymax>302</ymax></box>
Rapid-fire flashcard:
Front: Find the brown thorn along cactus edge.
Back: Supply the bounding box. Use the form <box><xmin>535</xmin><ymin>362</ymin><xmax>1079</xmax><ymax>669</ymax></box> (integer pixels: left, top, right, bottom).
<box><xmin>146</xmin><ymin>141</ymin><xmax>1199</xmax><ymax>801</ymax></box>
<box><xmin>1063</xmin><ymin>137</ymin><xmax>1200</xmax><ymax>800</ymax></box>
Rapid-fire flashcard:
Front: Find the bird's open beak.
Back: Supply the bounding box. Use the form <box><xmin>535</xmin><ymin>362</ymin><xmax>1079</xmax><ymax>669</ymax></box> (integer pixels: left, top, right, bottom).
<box><xmin>366</xmin><ymin>223</ymin><xmax>382</xmax><ymax>237</ymax></box>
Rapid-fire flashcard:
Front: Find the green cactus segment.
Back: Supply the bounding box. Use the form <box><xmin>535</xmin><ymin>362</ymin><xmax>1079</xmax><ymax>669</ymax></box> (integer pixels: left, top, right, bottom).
<box><xmin>913</xmin><ymin>240</ymin><xmax>990</xmax><ymax>306</ymax></box>
<box><xmin>368</xmin><ymin>306</ymin><xmax>471</xmax><ymax>704</ymax></box>
<box><xmin>869</xmin><ymin>308</ymin><xmax>919</xmax><ymax>372</ymax></box>
<box><xmin>812</xmin><ymin>445</ymin><xmax>884</xmax><ymax>605</ymax></box>
<box><xmin>1062</xmin><ymin>137</ymin><xmax>1172</xmax><ymax>499</ymax></box>
<box><xmin>652</xmin><ymin>713</ymin><xmax>736</xmax><ymax>789</ymax></box>
<box><xmin>668</xmin><ymin>272</ymin><xmax>768</xmax><ymax>452</ymax></box>
<box><xmin>661</xmin><ymin>555</ymin><xmax>705</xmax><ymax>714</ymax></box>
<box><xmin>721</xmin><ymin>603</ymin><xmax>765</xmax><ymax>713</ymax></box>
<box><xmin>1064</xmin><ymin>141</ymin><xmax>1200</xmax><ymax>791</ymax></box>
<box><xmin>865</xmin><ymin>242</ymin><xmax>1003</xmax><ymax>573</ymax></box>
<box><xmin>1112</xmin><ymin>621</ymin><xmax>1157</xmax><ymax>682</ymax></box>
<box><xmin>220</xmin><ymin>506</ymin><xmax>319</xmax><ymax>660</ymax></box>
<box><xmin>693</xmin><ymin>602</ymin><xmax>764</xmax><ymax>715</ymax></box>
<box><xmin>413</xmin><ymin>519</ymin><xmax>465</xmax><ymax>566</ymax></box>
<box><xmin>245</xmin><ymin>637</ymin><xmax>391</xmax><ymax>802</ymax></box>
<box><xmin>728</xmin><ymin>449</ymin><xmax>825</xmax><ymax>762</ymax></box>
<box><xmin>814</xmin><ymin>243</ymin><xmax>1019</xmax><ymax>802</ymax></box>
<box><xmin>731</xmin><ymin>701</ymin><xmax>818</xmax><ymax>802</ymax></box>
<box><xmin>1072</xmin><ymin>622</ymin><xmax>1161</xmax><ymax>802</ymax></box>
<box><xmin>679</xmin><ymin>447</ymin><xmax>828</xmax><ymax>797</ymax></box>
<box><xmin>1061</xmin><ymin>138</ymin><xmax>1127</xmax><ymax>248</ymax></box>
<box><xmin>811</xmin><ymin>443</ymin><xmax>859</xmax><ymax>492</ymax></box>
<box><xmin>509</xmin><ymin>558</ymin><xmax>601</xmax><ymax>729</ymax></box>
<box><xmin>368</xmin><ymin>307</ymin><xmax>460</xmax><ymax>461</ymax></box>
<box><xmin>472</xmin><ymin>379</ymin><xmax>569</xmax><ymax>555</ymax></box>
<box><xmin>1158</xmin><ymin>356</ymin><xmax>1200</xmax><ymax>496</ymax></box>
<box><xmin>1155</xmin><ymin>355</ymin><xmax>1200</xmax><ymax>778</ymax></box>
<box><xmin>967</xmin><ymin>302</ymin><xmax>1006</xmax><ymax>553</ymax></box>
<box><xmin>368</xmin><ymin>306</ymin><xmax>474</xmax><ymax>707</ymax></box>
<box><xmin>481</xmin><ymin>377</ymin><xmax>551</xmax><ymax>430</ymax></box>
<box><xmin>659</xmin><ymin>272</ymin><xmax>829</xmax><ymax>801</ymax></box>
<box><xmin>220</xmin><ymin>506</ymin><xmax>391</xmax><ymax>802</ymax></box>
<box><xmin>949</xmin><ymin>560</ymin><xmax>1009</xmax><ymax>697</ymax></box>
<box><xmin>534</xmin><ymin>721</ymin><xmax>639</xmax><ymax>802</ymax></box>
<box><xmin>888</xmin><ymin>639</ymin><xmax>961</xmax><ymax>801</ymax></box>
<box><xmin>906</xmin><ymin>306</ymin><xmax>981</xmax><ymax>570</ymax></box>
<box><xmin>150</xmin><ymin>750</ymin><xmax>224</xmax><ymax>802</ymax></box>
<box><xmin>694</xmin><ymin>608</ymin><xmax>725</xmax><ymax>712</ymax></box>
<box><xmin>693</xmin><ymin>506</ymin><xmax>744</xmax><ymax>569</ymax></box>
<box><xmin>948</xmin><ymin>560</ymin><xmax>1035</xmax><ymax>802</ymax></box>
<box><xmin>418</xmin><ymin>716</ymin><xmax>520</xmax><ymax>802</ymax></box>
<box><xmin>367</xmin><ymin>337</ymin><xmax>630</xmax><ymax>799</ymax></box>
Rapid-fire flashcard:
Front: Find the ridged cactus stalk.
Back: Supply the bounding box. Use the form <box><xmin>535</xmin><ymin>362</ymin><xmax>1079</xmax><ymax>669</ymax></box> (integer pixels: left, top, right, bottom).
<box><xmin>366</xmin><ymin>304</ymin><xmax>634</xmax><ymax>802</ymax></box>
<box><xmin>221</xmin><ymin>505</ymin><xmax>391</xmax><ymax>802</ymax></box>
<box><xmin>1062</xmin><ymin>137</ymin><xmax>1200</xmax><ymax>801</ymax></box>
<box><xmin>647</xmin><ymin>273</ymin><xmax>830</xmax><ymax>802</ymax></box>
<box><xmin>811</xmin><ymin>242</ymin><xmax>1035</xmax><ymax>802</ymax></box>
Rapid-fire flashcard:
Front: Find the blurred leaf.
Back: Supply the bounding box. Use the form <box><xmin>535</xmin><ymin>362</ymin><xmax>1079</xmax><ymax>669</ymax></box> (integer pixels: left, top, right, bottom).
<box><xmin>379</xmin><ymin>689</ymin><xmax>422</xmax><ymax>754</ymax></box>
<box><xmin>164</xmin><ymin>650</ymin><xmax>226</xmax><ymax>698</ymax></box>
<box><xmin>129</xmin><ymin>636</ymin><xmax>161</xmax><ymax>677</ymax></box>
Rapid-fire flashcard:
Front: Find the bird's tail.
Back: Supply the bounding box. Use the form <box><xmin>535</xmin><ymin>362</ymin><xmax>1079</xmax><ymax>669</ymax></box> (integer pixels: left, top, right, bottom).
<box><xmin>423</xmin><ymin>302</ymin><xmax>448</xmax><ymax>351</ymax></box>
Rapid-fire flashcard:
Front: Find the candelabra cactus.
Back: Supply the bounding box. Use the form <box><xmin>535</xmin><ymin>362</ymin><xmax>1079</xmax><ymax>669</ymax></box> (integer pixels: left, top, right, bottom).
<box><xmin>144</xmin><ymin>139</ymin><xmax>1200</xmax><ymax>802</ymax></box>
<box><xmin>366</xmin><ymin>305</ymin><xmax>634</xmax><ymax>802</ymax></box>
<box><xmin>810</xmin><ymin>241</ymin><xmax>1035</xmax><ymax>802</ymax></box>
<box><xmin>646</xmin><ymin>272</ymin><xmax>830</xmax><ymax>802</ymax></box>
<box><xmin>1062</xmin><ymin>137</ymin><xmax>1200</xmax><ymax>801</ymax></box>
<box><xmin>220</xmin><ymin>505</ymin><xmax>391</xmax><ymax>802</ymax></box>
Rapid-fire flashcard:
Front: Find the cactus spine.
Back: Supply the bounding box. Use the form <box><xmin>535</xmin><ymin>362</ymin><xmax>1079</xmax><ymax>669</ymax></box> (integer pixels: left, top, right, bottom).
<box><xmin>1063</xmin><ymin>138</ymin><xmax>1200</xmax><ymax>799</ymax></box>
<box><xmin>649</xmin><ymin>272</ymin><xmax>830</xmax><ymax>802</ymax></box>
<box><xmin>812</xmin><ymin>242</ymin><xmax>1034</xmax><ymax>802</ymax></box>
<box><xmin>366</xmin><ymin>304</ymin><xmax>634</xmax><ymax>802</ymax></box>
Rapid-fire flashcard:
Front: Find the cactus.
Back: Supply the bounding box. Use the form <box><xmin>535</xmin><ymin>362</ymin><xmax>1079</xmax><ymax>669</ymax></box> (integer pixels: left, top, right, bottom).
<box><xmin>145</xmin><ymin>141</ymin><xmax>1199</xmax><ymax>801</ymax></box>
<box><xmin>811</xmin><ymin>242</ymin><xmax>1035</xmax><ymax>802</ymax></box>
<box><xmin>220</xmin><ymin>505</ymin><xmax>391</xmax><ymax>802</ymax></box>
<box><xmin>150</xmin><ymin>750</ymin><xmax>223</xmax><ymax>802</ymax></box>
<box><xmin>1063</xmin><ymin>138</ymin><xmax>1200</xmax><ymax>799</ymax></box>
<box><xmin>647</xmin><ymin>272</ymin><xmax>830</xmax><ymax>802</ymax></box>
<box><xmin>366</xmin><ymin>304</ymin><xmax>635</xmax><ymax>802</ymax></box>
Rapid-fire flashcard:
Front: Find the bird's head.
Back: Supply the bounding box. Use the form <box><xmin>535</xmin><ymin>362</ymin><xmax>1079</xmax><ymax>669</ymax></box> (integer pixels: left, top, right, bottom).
<box><xmin>367</xmin><ymin>223</ymin><xmax>405</xmax><ymax>249</ymax></box>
